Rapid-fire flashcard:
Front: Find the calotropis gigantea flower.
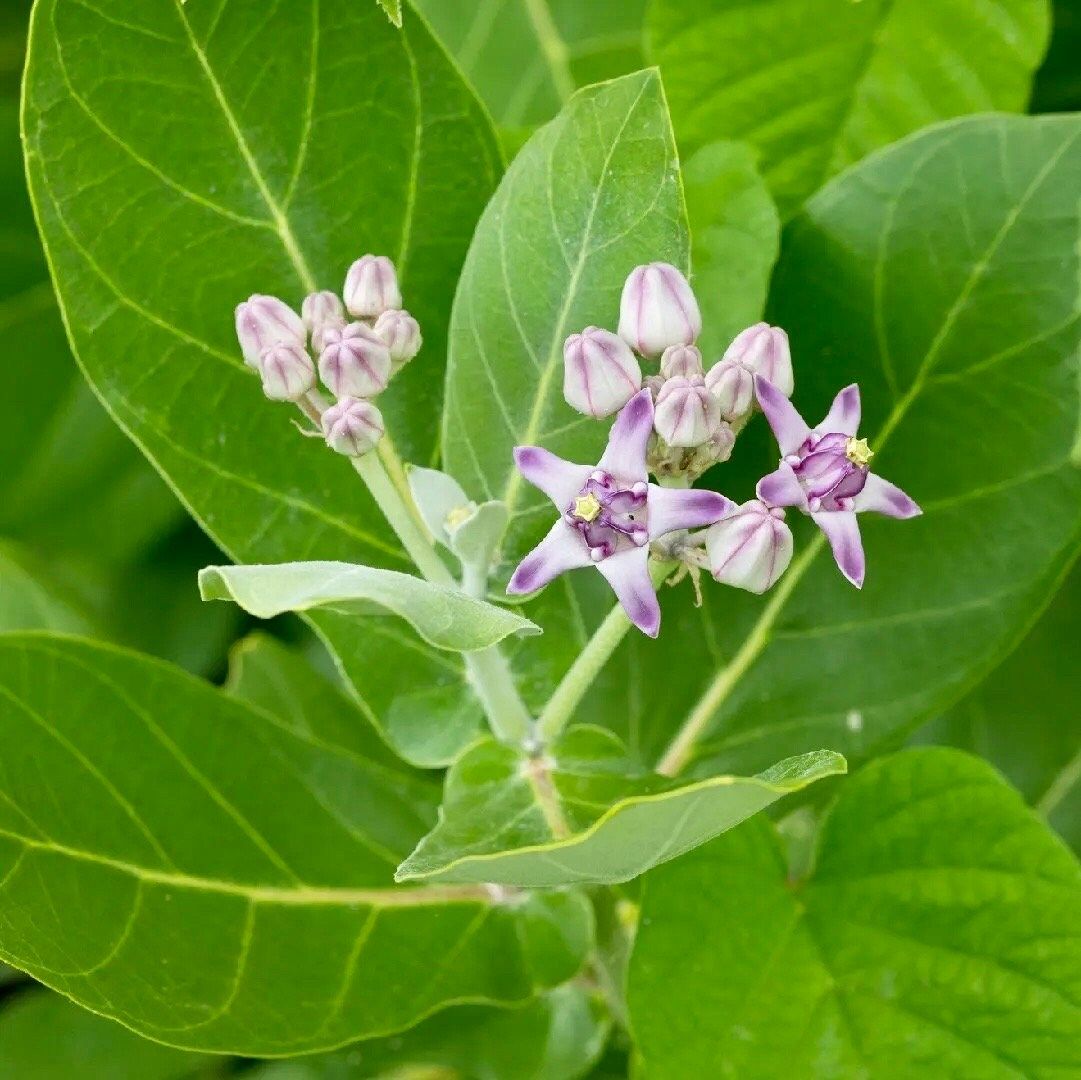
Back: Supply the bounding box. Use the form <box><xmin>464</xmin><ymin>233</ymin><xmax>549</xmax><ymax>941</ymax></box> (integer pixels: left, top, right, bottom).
<box><xmin>302</xmin><ymin>290</ymin><xmax>346</xmax><ymax>353</ymax></box>
<box><xmin>321</xmin><ymin>396</ymin><xmax>384</xmax><ymax>457</ymax></box>
<box><xmin>660</xmin><ymin>343</ymin><xmax>704</xmax><ymax>380</ymax></box>
<box><xmin>344</xmin><ymin>254</ymin><xmax>402</xmax><ymax>318</ymax></box>
<box><xmin>374</xmin><ymin>309</ymin><xmax>423</xmax><ymax>369</ymax></box>
<box><xmin>618</xmin><ymin>263</ymin><xmax>702</xmax><ymax>358</ymax></box>
<box><xmin>754</xmin><ymin>377</ymin><xmax>921</xmax><ymax>588</ymax></box>
<box><xmin>563</xmin><ymin>326</ymin><xmax>642</xmax><ymax>417</ymax></box>
<box><xmin>507</xmin><ymin>390</ymin><xmax>731</xmax><ymax>637</ymax></box>
<box><xmin>705</xmin><ymin>322</ymin><xmax>793</xmax><ymax>420</ymax></box>
<box><xmin>318</xmin><ymin>323</ymin><xmax>391</xmax><ymax>399</ymax></box>
<box><xmin>257</xmin><ymin>342</ymin><xmax>315</xmax><ymax>402</ymax></box>
<box><xmin>653</xmin><ymin>375</ymin><xmax>721</xmax><ymax>447</ymax></box>
<box><xmin>235</xmin><ymin>295</ymin><xmax>305</xmax><ymax>368</ymax></box>
<box><xmin>706</xmin><ymin>500</ymin><xmax>793</xmax><ymax>594</ymax></box>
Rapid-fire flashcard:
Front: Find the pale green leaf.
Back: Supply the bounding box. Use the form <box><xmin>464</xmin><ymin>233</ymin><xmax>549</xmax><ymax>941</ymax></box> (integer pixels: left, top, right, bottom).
<box><xmin>0</xmin><ymin>634</ymin><xmax>584</xmax><ymax>1054</ymax></box>
<box><xmin>378</xmin><ymin>0</ymin><xmax>403</xmax><ymax>29</ymax></box>
<box><xmin>396</xmin><ymin>726</ymin><xmax>844</xmax><ymax>886</ymax></box>
<box><xmin>650</xmin><ymin>0</ymin><xmax>1051</xmax><ymax>214</ymax></box>
<box><xmin>628</xmin><ymin>748</ymin><xmax>1081</xmax><ymax>1077</ymax></box>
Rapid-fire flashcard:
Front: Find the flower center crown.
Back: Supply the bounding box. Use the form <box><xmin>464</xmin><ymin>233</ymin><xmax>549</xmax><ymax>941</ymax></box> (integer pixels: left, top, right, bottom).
<box><xmin>845</xmin><ymin>437</ymin><xmax>874</xmax><ymax>467</ymax></box>
<box><xmin>565</xmin><ymin>470</ymin><xmax>648</xmax><ymax>561</ymax></box>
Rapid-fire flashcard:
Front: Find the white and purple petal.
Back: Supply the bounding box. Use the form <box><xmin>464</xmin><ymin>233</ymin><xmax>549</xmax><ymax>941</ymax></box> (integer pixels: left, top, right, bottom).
<box><xmin>812</xmin><ymin>510</ymin><xmax>866</xmax><ymax>589</ymax></box>
<box><xmin>756</xmin><ymin>463</ymin><xmax>807</xmax><ymax>510</ymax></box>
<box><xmin>597</xmin><ymin>389</ymin><xmax>654</xmax><ymax>483</ymax></box>
<box><xmin>853</xmin><ymin>473</ymin><xmax>921</xmax><ymax>519</ymax></box>
<box><xmin>647</xmin><ymin>486</ymin><xmax>730</xmax><ymax>540</ymax></box>
<box><xmin>513</xmin><ymin>446</ymin><xmax>592</xmax><ymax>511</ymax></box>
<box><xmin>506</xmin><ymin>521</ymin><xmax>592</xmax><ymax>595</ymax></box>
<box><xmin>706</xmin><ymin>502</ymin><xmax>793</xmax><ymax>594</ymax></box>
<box><xmin>754</xmin><ymin>376</ymin><xmax>810</xmax><ymax>456</ymax></box>
<box><xmin>595</xmin><ymin>545</ymin><xmax>661</xmax><ymax>638</ymax></box>
<box><xmin>818</xmin><ymin>383</ymin><xmax>861</xmax><ymax>436</ymax></box>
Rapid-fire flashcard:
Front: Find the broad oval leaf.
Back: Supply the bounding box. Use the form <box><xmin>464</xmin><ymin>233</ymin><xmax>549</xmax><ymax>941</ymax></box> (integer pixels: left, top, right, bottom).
<box><xmin>650</xmin><ymin>0</ymin><xmax>1051</xmax><ymax>214</ymax></box>
<box><xmin>199</xmin><ymin>562</ymin><xmax>539</xmax><ymax>651</ymax></box>
<box><xmin>0</xmin><ymin>634</ymin><xmax>584</xmax><ymax>1054</ymax></box>
<box><xmin>627</xmin><ymin>748</ymin><xmax>1081</xmax><ymax>1077</ymax></box>
<box><xmin>396</xmin><ymin>727</ymin><xmax>845</xmax><ymax>887</ymax></box>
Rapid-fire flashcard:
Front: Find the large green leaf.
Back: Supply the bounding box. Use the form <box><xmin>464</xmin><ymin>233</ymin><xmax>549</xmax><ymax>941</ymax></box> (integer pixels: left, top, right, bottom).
<box><xmin>627</xmin><ymin>749</ymin><xmax>1081</xmax><ymax>1077</ymax></box>
<box><xmin>396</xmin><ymin>727</ymin><xmax>844</xmax><ymax>886</ymax></box>
<box><xmin>0</xmin><ymin>541</ymin><xmax>97</xmax><ymax>634</ymax></box>
<box><xmin>0</xmin><ymin>634</ymin><xmax>585</xmax><ymax>1054</ymax></box>
<box><xmin>650</xmin><ymin>0</ymin><xmax>1050</xmax><ymax>215</ymax></box>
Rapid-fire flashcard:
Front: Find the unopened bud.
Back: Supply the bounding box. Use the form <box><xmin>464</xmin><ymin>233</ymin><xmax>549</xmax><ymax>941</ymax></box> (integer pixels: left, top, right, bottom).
<box><xmin>235</xmin><ymin>295</ymin><xmax>305</xmax><ymax>368</ymax></box>
<box><xmin>618</xmin><ymin>262</ymin><xmax>702</xmax><ymax>357</ymax></box>
<box><xmin>374</xmin><ymin>309</ymin><xmax>422</xmax><ymax>369</ymax></box>
<box><xmin>705</xmin><ymin>359</ymin><xmax>754</xmax><ymax>420</ymax></box>
<box><xmin>257</xmin><ymin>342</ymin><xmax>315</xmax><ymax>402</ymax></box>
<box><xmin>563</xmin><ymin>326</ymin><xmax>642</xmax><ymax>418</ymax></box>
<box><xmin>321</xmin><ymin>397</ymin><xmax>384</xmax><ymax>457</ymax></box>
<box><xmin>302</xmin><ymin>291</ymin><xmax>346</xmax><ymax>353</ymax></box>
<box><xmin>706</xmin><ymin>500</ymin><xmax>793</xmax><ymax>594</ymax></box>
<box><xmin>660</xmin><ymin>343</ymin><xmax>704</xmax><ymax>380</ymax></box>
<box><xmin>653</xmin><ymin>376</ymin><xmax>720</xmax><ymax>448</ymax></box>
<box><xmin>318</xmin><ymin>323</ymin><xmax>391</xmax><ymax>399</ymax></box>
<box><xmin>343</xmin><ymin>255</ymin><xmax>401</xmax><ymax>318</ymax></box>
<box><xmin>723</xmin><ymin>323</ymin><xmax>793</xmax><ymax>396</ymax></box>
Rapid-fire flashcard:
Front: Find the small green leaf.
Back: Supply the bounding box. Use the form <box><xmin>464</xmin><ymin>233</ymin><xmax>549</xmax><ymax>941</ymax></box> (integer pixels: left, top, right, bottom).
<box><xmin>377</xmin><ymin>0</ymin><xmax>402</xmax><ymax>28</ymax></box>
<box><xmin>628</xmin><ymin>748</ymin><xmax>1081</xmax><ymax>1077</ymax></box>
<box><xmin>200</xmin><ymin>561</ymin><xmax>539</xmax><ymax>650</ymax></box>
<box><xmin>396</xmin><ymin>727</ymin><xmax>844</xmax><ymax>886</ymax></box>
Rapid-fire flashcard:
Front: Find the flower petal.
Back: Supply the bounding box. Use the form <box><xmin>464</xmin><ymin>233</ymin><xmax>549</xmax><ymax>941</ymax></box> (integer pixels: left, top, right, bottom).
<box><xmin>596</xmin><ymin>546</ymin><xmax>660</xmax><ymax>638</ymax></box>
<box><xmin>812</xmin><ymin>510</ymin><xmax>865</xmax><ymax>588</ymax></box>
<box><xmin>756</xmin><ymin>463</ymin><xmax>807</xmax><ymax>510</ymax></box>
<box><xmin>647</xmin><ymin>486</ymin><xmax>731</xmax><ymax>539</ymax></box>
<box><xmin>506</xmin><ymin>521</ymin><xmax>591</xmax><ymax>595</ymax></box>
<box><xmin>513</xmin><ymin>446</ymin><xmax>591</xmax><ymax>512</ymax></box>
<box><xmin>853</xmin><ymin>473</ymin><xmax>922</xmax><ymax>519</ymax></box>
<box><xmin>597</xmin><ymin>389</ymin><xmax>654</xmax><ymax>483</ymax></box>
<box><xmin>754</xmin><ymin>376</ymin><xmax>810</xmax><ymax>455</ymax></box>
<box><xmin>818</xmin><ymin>383</ymin><xmax>861</xmax><ymax>436</ymax></box>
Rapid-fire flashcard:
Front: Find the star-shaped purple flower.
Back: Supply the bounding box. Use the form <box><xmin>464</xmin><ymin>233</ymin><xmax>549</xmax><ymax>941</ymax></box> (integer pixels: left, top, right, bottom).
<box><xmin>754</xmin><ymin>376</ymin><xmax>920</xmax><ymax>588</ymax></box>
<box><xmin>507</xmin><ymin>390</ymin><xmax>731</xmax><ymax>637</ymax></box>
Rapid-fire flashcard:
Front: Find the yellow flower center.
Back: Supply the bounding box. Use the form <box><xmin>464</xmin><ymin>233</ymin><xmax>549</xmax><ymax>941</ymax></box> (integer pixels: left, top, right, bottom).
<box><xmin>845</xmin><ymin>437</ymin><xmax>874</xmax><ymax>467</ymax></box>
<box><xmin>572</xmin><ymin>493</ymin><xmax>603</xmax><ymax>522</ymax></box>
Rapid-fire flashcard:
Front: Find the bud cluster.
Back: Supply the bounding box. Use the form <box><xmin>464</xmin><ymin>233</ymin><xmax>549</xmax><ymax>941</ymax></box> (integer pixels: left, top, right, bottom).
<box><xmin>234</xmin><ymin>255</ymin><xmax>422</xmax><ymax>457</ymax></box>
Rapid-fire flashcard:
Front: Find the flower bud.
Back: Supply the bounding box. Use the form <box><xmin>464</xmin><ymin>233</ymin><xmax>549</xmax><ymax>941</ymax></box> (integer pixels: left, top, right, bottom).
<box><xmin>321</xmin><ymin>397</ymin><xmax>384</xmax><ymax>457</ymax></box>
<box><xmin>302</xmin><ymin>291</ymin><xmax>346</xmax><ymax>353</ymax></box>
<box><xmin>563</xmin><ymin>326</ymin><xmax>643</xmax><ymax>417</ymax></box>
<box><xmin>660</xmin><ymin>343</ymin><xmax>703</xmax><ymax>380</ymax></box>
<box><xmin>318</xmin><ymin>322</ymin><xmax>391</xmax><ymax>399</ymax></box>
<box><xmin>257</xmin><ymin>342</ymin><xmax>315</xmax><ymax>402</ymax></box>
<box><xmin>653</xmin><ymin>376</ymin><xmax>720</xmax><ymax>448</ymax></box>
<box><xmin>706</xmin><ymin>500</ymin><xmax>793</xmax><ymax>594</ymax></box>
<box><xmin>235</xmin><ymin>295</ymin><xmax>305</xmax><ymax>368</ymax></box>
<box><xmin>618</xmin><ymin>262</ymin><xmax>702</xmax><ymax>357</ymax></box>
<box><xmin>705</xmin><ymin>358</ymin><xmax>754</xmax><ymax>420</ymax></box>
<box><xmin>343</xmin><ymin>255</ymin><xmax>401</xmax><ymax>318</ymax></box>
<box><xmin>374</xmin><ymin>309</ymin><xmax>422</xmax><ymax>369</ymax></box>
<box><xmin>723</xmin><ymin>322</ymin><xmax>793</xmax><ymax>396</ymax></box>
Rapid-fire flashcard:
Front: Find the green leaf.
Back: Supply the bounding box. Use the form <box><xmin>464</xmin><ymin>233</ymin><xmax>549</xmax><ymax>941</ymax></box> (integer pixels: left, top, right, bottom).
<box><xmin>0</xmin><ymin>634</ymin><xmax>585</xmax><ymax>1054</ymax></box>
<box><xmin>0</xmin><ymin>542</ymin><xmax>98</xmax><ymax>634</ymax></box>
<box><xmin>650</xmin><ymin>0</ymin><xmax>1051</xmax><ymax>215</ymax></box>
<box><xmin>0</xmin><ymin>989</ymin><xmax>209</xmax><ymax>1080</ymax></box>
<box><xmin>627</xmin><ymin>748</ymin><xmax>1081</xmax><ymax>1077</ymax></box>
<box><xmin>396</xmin><ymin>727</ymin><xmax>844</xmax><ymax>886</ymax></box>
<box><xmin>1032</xmin><ymin>0</ymin><xmax>1081</xmax><ymax>112</ymax></box>
<box><xmin>377</xmin><ymin>0</ymin><xmax>403</xmax><ymax>29</ymax></box>
<box><xmin>199</xmin><ymin>561</ymin><xmax>539</xmax><ymax>650</ymax></box>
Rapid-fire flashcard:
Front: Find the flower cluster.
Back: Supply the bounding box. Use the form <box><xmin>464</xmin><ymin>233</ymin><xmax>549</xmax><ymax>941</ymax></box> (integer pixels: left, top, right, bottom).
<box><xmin>234</xmin><ymin>255</ymin><xmax>421</xmax><ymax>457</ymax></box>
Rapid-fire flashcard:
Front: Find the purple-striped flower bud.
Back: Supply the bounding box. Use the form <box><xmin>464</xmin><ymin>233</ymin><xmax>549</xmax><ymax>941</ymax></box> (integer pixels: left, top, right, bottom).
<box><xmin>321</xmin><ymin>397</ymin><xmax>384</xmax><ymax>457</ymax></box>
<box><xmin>705</xmin><ymin>359</ymin><xmax>754</xmax><ymax>420</ymax></box>
<box><xmin>723</xmin><ymin>322</ymin><xmax>793</xmax><ymax>396</ymax></box>
<box><xmin>563</xmin><ymin>326</ymin><xmax>643</xmax><ymax>418</ymax></box>
<box><xmin>654</xmin><ymin>376</ymin><xmax>720</xmax><ymax>448</ymax></box>
<box><xmin>660</xmin><ymin>343</ymin><xmax>704</xmax><ymax>380</ymax></box>
<box><xmin>343</xmin><ymin>255</ymin><xmax>401</xmax><ymax>318</ymax></box>
<box><xmin>706</xmin><ymin>500</ymin><xmax>793</xmax><ymax>594</ymax></box>
<box><xmin>318</xmin><ymin>323</ymin><xmax>391</xmax><ymax>399</ymax></box>
<box><xmin>374</xmin><ymin>309</ymin><xmax>422</xmax><ymax>369</ymax></box>
<box><xmin>302</xmin><ymin>291</ymin><xmax>346</xmax><ymax>353</ymax></box>
<box><xmin>235</xmin><ymin>295</ymin><xmax>305</xmax><ymax>368</ymax></box>
<box><xmin>618</xmin><ymin>263</ymin><xmax>702</xmax><ymax>358</ymax></box>
<box><xmin>257</xmin><ymin>342</ymin><xmax>316</xmax><ymax>402</ymax></box>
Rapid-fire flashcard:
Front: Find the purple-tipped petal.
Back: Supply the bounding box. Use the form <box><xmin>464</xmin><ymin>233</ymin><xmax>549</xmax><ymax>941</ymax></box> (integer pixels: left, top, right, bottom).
<box><xmin>597</xmin><ymin>389</ymin><xmax>654</xmax><ymax>483</ymax></box>
<box><xmin>756</xmin><ymin>463</ymin><xmax>807</xmax><ymax>510</ymax></box>
<box><xmin>754</xmin><ymin>376</ymin><xmax>810</xmax><ymax>456</ymax></box>
<box><xmin>513</xmin><ymin>447</ymin><xmax>592</xmax><ymax>511</ymax></box>
<box><xmin>854</xmin><ymin>473</ymin><xmax>922</xmax><ymax>519</ymax></box>
<box><xmin>507</xmin><ymin>521</ymin><xmax>591</xmax><ymax>595</ymax></box>
<box><xmin>595</xmin><ymin>546</ymin><xmax>660</xmax><ymax>638</ymax></box>
<box><xmin>819</xmin><ymin>384</ymin><xmax>861</xmax><ymax>436</ymax></box>
<box><xmin>812</xmin><ymin>510</ymin><xmax>865</xmax><ymax>588</ymax></box>
<box><xmin>647</xmin><ymin>486</ymin><xmax>731</xmax><ymax>539</ymax></box>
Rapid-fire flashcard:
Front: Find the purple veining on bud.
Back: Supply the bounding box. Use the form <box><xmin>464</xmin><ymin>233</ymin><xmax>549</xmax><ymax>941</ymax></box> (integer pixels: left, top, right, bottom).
<box><xmin>257</xmin><ymin>342</ymin><xmax>315</xmax><ymax>402</ymax></box>
<box><xmin>654</xmin><ymin>375</ymin><xmax>721</xmax><ymax>448</ymax></box>
<box><xmin>706</xmin><ymin>500</ymin><xmax>793</xmax><ymax>594</ymax></box>
<box><xmin>374</xmin><ymin>309</ymin><xmax>423</xmax><ymax>369</ymax></box>
<box><xmin>235</xmin><ymin>295</ymin><xmax>305</xmax><ymax>368</ymax></box>
<box><xmin>321</xmin><ymin>396</ymin><xmax>384</xmax><ymax>457</ymax></box>
<box><xmin>343</xmin><ymin>255</ymin><xmax>402</xmax><ymax>318</ymax></box>
<box><xmin>704</xmin><ymin>359</ymin><xmax>754</xmax><ymax>420</ymax></box>
<box><xmin>563</xmin><ymin>326</ymin><xmax>642</xmax><ymax>418</ymax></box>
<box><xmin>318</xmin><ymin>322</ymin><xmax>391</xmax><ymax>399</ymax></box>
<box><xmin>507</xmin><ymin>390</ymin><xmax>731</xmax><ymax>637</ymax></box>
<box><xmin>722</xmin><ymin>322</ymin><xmax>794</xmax><ymax>396</ymax></box>
<box><xmin>660</xmin><ymin>343</ymin><xmax>704</xmax><ymax>380</ymax></box>
<box><xmin>618</xmin><ymin>263</ymin><xmax>702</xmax><ymax>358</ymax></box>
<box><xmin>755</xmin><ymin>377</ymin><xmax>921</xmax><ymax>588</ymax></box>
<box><xmin>302</xmin><ymin>291</ymin><xmax>346</xmax><ymax>353</ymax></box>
